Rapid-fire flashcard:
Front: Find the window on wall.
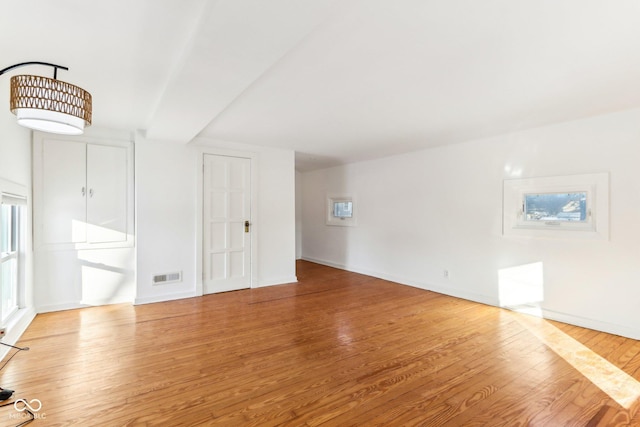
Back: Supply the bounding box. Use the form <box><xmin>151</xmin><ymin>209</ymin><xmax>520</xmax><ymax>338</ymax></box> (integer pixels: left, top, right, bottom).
<box><xmin>503</xmin><ymin>173</ymin><xmax>609</xmax><ymax>239</ymax></box>
<box><xmin>326</xmin><ymin>195</ymin><xmax>356</xmax><ymax>226</ymax></box>
<box><xmin>0</xmin><ymin>193</ymin><xmax>26</xmax><ymax>323</ymax></box>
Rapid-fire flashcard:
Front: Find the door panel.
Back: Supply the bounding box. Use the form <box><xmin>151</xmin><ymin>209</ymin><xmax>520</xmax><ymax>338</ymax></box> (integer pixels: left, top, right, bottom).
<box><xmin>42</xmin><ymin>140</ymin><xmax>87</xmax><ymax>244</ymax></box>
<box><xmin>86</xmin><ymin>144</ymin><xmax>128</xmax><ymax>243</ymax></box>
<box><xmin>203</xmin><ymin>155</ymin><xmax>251</xmax><ymax>293</ymax></box>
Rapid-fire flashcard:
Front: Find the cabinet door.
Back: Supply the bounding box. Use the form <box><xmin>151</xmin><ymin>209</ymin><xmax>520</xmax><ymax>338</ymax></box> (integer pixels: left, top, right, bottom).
<box><xmin>42</xmin><ymin>140</ymin><xmax>87</xmax><ymax>244</ymax></box>
<box><xmin>86</xmin><ymin>144</ymin><xmax>128</xmax><ymax>243</ymax></box>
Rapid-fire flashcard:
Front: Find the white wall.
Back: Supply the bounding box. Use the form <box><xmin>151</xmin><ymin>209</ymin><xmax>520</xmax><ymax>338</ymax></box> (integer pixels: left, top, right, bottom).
<box><xmin>255</xmin><ymin>148</ymin><xmax>297</xmax><ymax>286</ymax></box>
<box><xmin>135</xmin><ymin>136</ymin><xmax>297</xmax><ymax>304</ymax></box>
<box><xmin>135</xmin><ymin>138</ymin><xmax>198</xmax><ymax>303</ymax></box>
<box><xmin>0</xmin><ymin>124</ymin><xmax>31</xmax><ymax>187</ymax></box>
<box><xmin>300</xmin><ymin>108</ymin><xmax>640</xmax><ymax>339</ymax></box>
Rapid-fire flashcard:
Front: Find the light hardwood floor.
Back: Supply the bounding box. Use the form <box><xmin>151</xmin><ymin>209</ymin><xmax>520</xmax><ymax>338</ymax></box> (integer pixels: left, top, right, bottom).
<box><xmin>1</xmin><ymin>261</ymin><xmax>639</xmax><ymax>426</ymax></box>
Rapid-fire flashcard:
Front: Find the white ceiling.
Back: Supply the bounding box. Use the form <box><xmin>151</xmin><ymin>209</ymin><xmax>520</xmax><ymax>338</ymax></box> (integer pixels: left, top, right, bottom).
<box><xmin>2</xmin><ymin>0</ymin><xmax>640</xmax><ymax>171</ymax></box>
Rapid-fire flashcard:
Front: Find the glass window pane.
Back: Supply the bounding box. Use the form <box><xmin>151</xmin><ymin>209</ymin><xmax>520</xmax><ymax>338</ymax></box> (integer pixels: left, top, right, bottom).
<box><xmin>11</xmin><ymin>206</ymin><xmax>18</xmax><ymax>252</ymax></box>
<box><xmin>524</xmin><ymin>192</ymin><xmax>587</xmax><ymax>222</ymax></box>
<box><xmin>0</xmin><ymin>257</ymin><xmax>17</xmax><ymax>322</ymax></box>
<box><xmin>0</xmin><ymin>204</ymin><xmax>20</xmax><ymax>322</ymax></box>
<box><xmin>333</xmin><ymin>201</ymin><xmax>353</xmax><ymax>218</ymax></box>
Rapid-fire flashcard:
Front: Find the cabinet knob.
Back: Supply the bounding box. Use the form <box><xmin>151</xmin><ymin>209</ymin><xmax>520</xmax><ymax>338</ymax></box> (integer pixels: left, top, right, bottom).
<box><xmin>81</xmin><ymin>187</ymin><xmax>86</xmax><ymax>196</ymax></box>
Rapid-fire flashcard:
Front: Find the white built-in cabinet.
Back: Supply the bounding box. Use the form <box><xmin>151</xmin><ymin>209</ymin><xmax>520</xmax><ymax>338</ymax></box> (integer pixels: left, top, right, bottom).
<box><xmin>33</xmin><ymin>136</ymin><xmax>134</xmax><ymax>250</ymax></box>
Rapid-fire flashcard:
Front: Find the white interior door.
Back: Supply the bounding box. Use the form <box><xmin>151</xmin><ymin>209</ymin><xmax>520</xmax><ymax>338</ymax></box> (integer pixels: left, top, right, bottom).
<box><xmin>203</xmin><ymin>154</ymin><xmax>251</xmax><ymax>293</ymax></box>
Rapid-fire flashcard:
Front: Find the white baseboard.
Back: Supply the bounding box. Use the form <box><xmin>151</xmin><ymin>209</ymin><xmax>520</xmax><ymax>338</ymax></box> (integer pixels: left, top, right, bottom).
<box><xmin>37</xmin><ymin>302</ymin><xmax>90</xmax><ymax>313</ymax></box>
<box><xmin>300</xmin><ymin>256</ymin><xmax>345</xmax><ymax>271</ymax></box>
<box><xmin>81</xmin><ymin>296</ymin><xmax>134</xmax><ymax>306</ymax></box>
<box><xmin>38</xmin><ymin>297</ymin><xmax>133</xmax><ymax>313</ymax></box>
<box><xmin>540</xmin><ymin>308</ymin><xmax>640</xmax><ymax>340</ymax></box>
<box><xmin>134</xmin><ymin>290</ymin><xmax>198</xmax><ymax>305</ymax></box>
<box><xmin>301</xmin><ymin>256</ymin><xmax>640</xmax><ymax>340</ymax></box>
<box><xmin>301</xmin><ymin>256</ymin><xmax>496</xmax><ymax>306</ymax></box>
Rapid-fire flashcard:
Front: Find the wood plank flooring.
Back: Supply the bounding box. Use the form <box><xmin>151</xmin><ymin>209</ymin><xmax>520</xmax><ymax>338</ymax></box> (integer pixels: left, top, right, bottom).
<box><xmin>1</xmin><ymin>260</ymin><xmax>639</xmax><ymax>426</ymax></box>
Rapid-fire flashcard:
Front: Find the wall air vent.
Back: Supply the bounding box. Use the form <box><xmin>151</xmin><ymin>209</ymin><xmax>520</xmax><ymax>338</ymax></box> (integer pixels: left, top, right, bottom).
<box><xmin>152</xmin><ymin>271</ymin><xmax>182</xmax><ymax>285</ymax></box>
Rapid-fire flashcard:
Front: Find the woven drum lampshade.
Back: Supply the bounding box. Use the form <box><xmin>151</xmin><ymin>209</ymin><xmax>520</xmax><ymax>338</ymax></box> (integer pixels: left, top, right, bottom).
<box><xmin>10</xmin><ymin>74</ymin><xmax>92</xmax><ymax>135</ymax></box>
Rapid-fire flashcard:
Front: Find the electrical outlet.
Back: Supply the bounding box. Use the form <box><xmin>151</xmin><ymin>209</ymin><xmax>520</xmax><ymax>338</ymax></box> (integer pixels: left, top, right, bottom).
<box><xmin>443</xmin><ymin>269</ymin><xmax>449</xmax><ymax>279</ymax></box>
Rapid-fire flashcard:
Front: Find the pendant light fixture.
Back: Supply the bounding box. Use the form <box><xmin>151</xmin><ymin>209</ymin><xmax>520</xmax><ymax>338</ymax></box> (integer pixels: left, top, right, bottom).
<box><xmin>0</xmin><ymin>61</ymin><xmax>92</xmax><ymax>135</ymax></box>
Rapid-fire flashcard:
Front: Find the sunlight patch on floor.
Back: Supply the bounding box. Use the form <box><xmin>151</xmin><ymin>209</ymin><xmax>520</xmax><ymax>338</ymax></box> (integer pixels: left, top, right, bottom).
<box><xmin>512</xmin><ymin>312</ymin><xmax>640</xmax><ymax>410</ymax></box>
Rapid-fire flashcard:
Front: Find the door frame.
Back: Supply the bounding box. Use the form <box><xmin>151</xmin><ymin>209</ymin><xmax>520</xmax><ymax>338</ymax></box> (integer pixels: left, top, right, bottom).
<box><xmin>195</xmin><ymin>146</ymin><xmax>258</xmax><ymax>296</ymax></box>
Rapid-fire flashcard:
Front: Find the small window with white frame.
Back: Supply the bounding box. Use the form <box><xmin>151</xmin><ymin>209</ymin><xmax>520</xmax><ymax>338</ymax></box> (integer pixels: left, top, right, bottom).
<box><xmin>326</xmin><ymin>194</ymin><xmax>356</xmax><ymax>226</ymax></box>
<box><xmin>503</xmin><ymin>173</ymin><xmax>608</xmax><ymax>239</ymax></box>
